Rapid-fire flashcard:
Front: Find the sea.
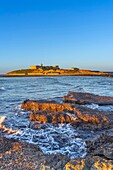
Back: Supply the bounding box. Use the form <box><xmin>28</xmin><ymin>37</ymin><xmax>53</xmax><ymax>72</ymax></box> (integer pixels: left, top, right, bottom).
<box><xmin>0</xmin><ymin>76</ymin><xmax>113</xmax><ymax>159</ymax></box>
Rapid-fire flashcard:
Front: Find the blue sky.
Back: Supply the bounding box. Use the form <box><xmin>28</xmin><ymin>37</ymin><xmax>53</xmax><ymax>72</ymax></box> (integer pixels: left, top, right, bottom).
<box><xmin>0</xmin><ymin>0</ymin><xmax>113</xmax><ymax>73</ymax></box>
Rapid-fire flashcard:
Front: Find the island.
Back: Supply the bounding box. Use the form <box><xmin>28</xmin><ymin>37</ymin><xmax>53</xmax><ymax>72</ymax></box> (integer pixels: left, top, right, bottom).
<box><xmin>3</xmin><ymin>64</ymin><xmax>113</xmax><ymax>77</ymax></box>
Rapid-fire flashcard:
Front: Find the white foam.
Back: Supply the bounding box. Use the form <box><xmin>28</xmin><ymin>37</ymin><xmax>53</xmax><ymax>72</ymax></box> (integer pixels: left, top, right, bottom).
<box><xmin>0</xmin><ymin>116</ymin><xmax>20</xmax><ymax>135</ymax></box>
<box><xmin>0</xmin><ymin>87</ymin><xmax>5</xmax><ymax>91</ymax></box>
<box><xmin>85</xmin><ymin>104</ymin><xmax>113</xmax><ymax>111</ymax></box>
<box><xmin>0</xmin><ymin>116</ymin><xmax>6</xmax><ymax>126</ymax></box>
<box><xmin>85</xmin><ymin>104</ymin><xmax>99</xmax><ymax>110</ymax></box>
<box><xmin>14</xmin><ymin>104</ymin><xmax>21</xmax><ymax>111</ymax></box>
<box><xmin>6</xmin><ymin>123</ymin><xmax>87</xmax><ymax>159</ymax></box>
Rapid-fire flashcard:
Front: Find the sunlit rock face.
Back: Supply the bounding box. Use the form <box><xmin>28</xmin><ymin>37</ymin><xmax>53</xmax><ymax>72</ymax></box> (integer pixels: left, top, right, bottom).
<box><xmin>21</xmin><ymin>99</ymin><xmax>113</xmax><ymax>130</ymax></box>
<box><xmin>29</xmin><ymin>106</ymin><xmax>109</xmax><ymax>127</ymax></box>
<box><xmin>21</xmin><ymin>100</ymin><xmax>79</xmax><ymax>124</ymax></box>
<box><xmin>73</xmin><ymin>106</ymin><xmax>111</xmax><ymax>130</ymax></box>
<box><xmin>63</xmin><ymin>91</ymin><xmax>113</xmax><ymax>105</ymax></box>
<box><xmin>21</xmin><ymin>99</ymin><xmax>73</xmax><ymax>112</ymax></box>
<box><xmin>30</xmin><ymin>111</ymin><xmax>78</xmax><ymax>124</ymax></box>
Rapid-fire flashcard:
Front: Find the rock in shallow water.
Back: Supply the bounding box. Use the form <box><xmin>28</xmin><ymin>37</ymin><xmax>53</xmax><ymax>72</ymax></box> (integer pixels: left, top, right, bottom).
<box><xmin>21</xmin><ymin>99</ymin><xmax>73</xmax><ymax>112</ymax></box>
<box><xmin>63</xmin><ymin>91</ymin><xmax>113</xmax><ymax>105</ymax></box>
<box><xmin>30</xmin><ymin>111</ymin><xmax>78</xmax><ymax>124</ymax></box>
<box><xmin>21</xmin><ymin>99</ymin><xmax>113</xmax><ymax>130</ymax></box>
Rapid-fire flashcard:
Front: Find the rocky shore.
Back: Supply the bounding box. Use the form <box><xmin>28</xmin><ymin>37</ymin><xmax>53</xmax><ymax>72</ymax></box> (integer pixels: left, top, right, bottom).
<box><xmin>1</xmin><ymin>92</ymin><xmax>113</xmax><ymax>169</ymax></box>
<box><xmin>1</xmin><ymin>131</ymin><xmax>113</xmax><ymax>170</ymax></box>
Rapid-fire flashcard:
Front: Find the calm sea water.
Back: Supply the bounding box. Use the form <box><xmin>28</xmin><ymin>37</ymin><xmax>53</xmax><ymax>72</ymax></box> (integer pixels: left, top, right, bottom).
<box><xmin>0</xmin><ymin>76</ymin><xmax>113</xmax><ymax>159</ymax></box>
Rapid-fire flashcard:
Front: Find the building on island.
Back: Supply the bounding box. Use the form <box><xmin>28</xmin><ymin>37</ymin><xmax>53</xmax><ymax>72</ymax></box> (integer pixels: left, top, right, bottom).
<box><xmin>30</xmin><ymin>64</ymin><xmax>60</xmax><ymax>70</ymax></box>
<box><xmin>70</xmin><ymin>67</ymin><xmax>79</xmax><ymax>71</ymax></box>
<box><xmin>30</xmin><ymin>65</ymin><xmax>40</xmax><ymax>69</ymax></box>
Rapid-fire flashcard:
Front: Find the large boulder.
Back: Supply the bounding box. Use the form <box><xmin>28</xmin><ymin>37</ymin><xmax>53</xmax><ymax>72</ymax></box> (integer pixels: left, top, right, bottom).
<box><xmin>63</xmin><ymin>91</ymin><xmax>113</xmax><ymax>105</ymax></box>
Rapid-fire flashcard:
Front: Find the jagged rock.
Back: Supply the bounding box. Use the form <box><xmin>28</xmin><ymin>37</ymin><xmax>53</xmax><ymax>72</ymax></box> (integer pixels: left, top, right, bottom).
<box><xmin>21</xmin><ymin>100</ymin><xmax>79</xmax><ymax>124</ymax></box>
<box><xmin>0</xmin><ymin>133</ymin><xmax>69</xmax><ymax>170</ymax></box>
<box><xmin>21</xmin><ymin>99</ymin><xmax>113</xmax><ymax>129</ymax></box>
<box><xmin>63</xmin><ymin>91</ymin><xmax>113</xmax><ymax>105</ymax></box>
<box><xmin>86</xmin><ymin>130</ymin><xmax>113</xmax><ymax>160</ymax></box>
<box><xmin>1</xmin><ymin>131</ymin><xmax>113</xmax><ymax>170</ymax></box>
<box><xmin>30</xmin><ymin>111</ymin><xmax>78</xmax><ymax>124</ymax></box>
<box><xmin>72</xmin><ymin>106</ymin><xmax>112</xmax><ymax>130</ymax></box>
<box><xmin>21</xmin><ymin>99</ymin><xmax>73</xmax><ymax>112</ymax></box>
<box><xmin>29</xmin><ymin>106</ymin><xmax>111</xmax><ymax>128</ymax></box>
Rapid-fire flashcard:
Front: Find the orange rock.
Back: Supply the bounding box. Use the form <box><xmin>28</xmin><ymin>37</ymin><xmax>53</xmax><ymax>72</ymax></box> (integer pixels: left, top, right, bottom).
<box><xmin>21</xmin><ymin>100</ymin><xmax>73</xmax><ymax>112</ymax></box>
<box><xmin>65</xmin><ymin>156</ymin><xmax>113</xmax><ymax>170</ymax></box>
<box><xmin>30</xmin><ymin>111</ymin><xmax>77</xmax><ymax>124</ymax></box>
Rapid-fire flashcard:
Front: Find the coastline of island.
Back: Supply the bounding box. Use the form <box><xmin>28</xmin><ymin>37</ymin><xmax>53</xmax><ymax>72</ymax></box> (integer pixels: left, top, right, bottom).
<box><xmin>3</xmin><ymin>64</ymin><xmax>113</xmax><ymax>77</ymax></box>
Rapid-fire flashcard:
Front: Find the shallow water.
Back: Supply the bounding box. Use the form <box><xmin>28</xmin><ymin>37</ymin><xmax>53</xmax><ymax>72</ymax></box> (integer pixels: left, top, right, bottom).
<box><xmin>0</xmin><ymin>76</ymin><xmax>113</xmax><ymax>158</ymax></box>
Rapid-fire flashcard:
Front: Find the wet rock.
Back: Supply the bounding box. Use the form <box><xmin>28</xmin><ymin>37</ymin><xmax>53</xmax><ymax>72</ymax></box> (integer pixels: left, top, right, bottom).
<box><xmin>63</xmin><ymin>91</ymin><xmax>113</xmax><ymax>105</ymax></box>
<box><xmin>29</xmin><ymin>122</ymin><xmax>44</xmax><ymax>129</ymax></box>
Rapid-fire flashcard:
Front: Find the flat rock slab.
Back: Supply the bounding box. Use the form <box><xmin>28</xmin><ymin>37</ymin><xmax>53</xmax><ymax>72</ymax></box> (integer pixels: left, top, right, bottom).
<box><xmin>63</xmin><ymin>91</ymin><xmax>113</xmax><ymax>105</ymax></box>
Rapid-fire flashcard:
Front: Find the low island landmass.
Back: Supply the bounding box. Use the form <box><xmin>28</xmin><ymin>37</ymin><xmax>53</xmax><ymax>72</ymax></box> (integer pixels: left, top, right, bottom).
<box><xmin>3</xmin><ymin>64</ymin><xmax>113</xmax><ymax>77</ymax></box>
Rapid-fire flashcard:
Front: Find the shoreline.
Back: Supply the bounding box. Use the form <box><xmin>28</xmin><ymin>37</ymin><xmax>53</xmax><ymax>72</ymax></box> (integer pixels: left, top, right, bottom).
<box><xmin>2</xmin><ymin>73</ymin><xmax>113</xmax><ymax>78</ymax></box>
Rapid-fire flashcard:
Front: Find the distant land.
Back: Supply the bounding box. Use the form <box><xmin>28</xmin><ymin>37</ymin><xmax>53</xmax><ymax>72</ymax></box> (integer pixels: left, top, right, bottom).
<box><xmin>3</xmin><ymin>64</ymin><xmax>113</xmax><ymax>77</ymax></box>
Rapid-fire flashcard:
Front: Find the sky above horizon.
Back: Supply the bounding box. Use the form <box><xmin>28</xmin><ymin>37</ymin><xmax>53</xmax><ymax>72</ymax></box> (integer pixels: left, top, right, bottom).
<box><xmin>0</xmin><ymin>0</ymin><xmax>113</xmax><ymax>74</ymax></box>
